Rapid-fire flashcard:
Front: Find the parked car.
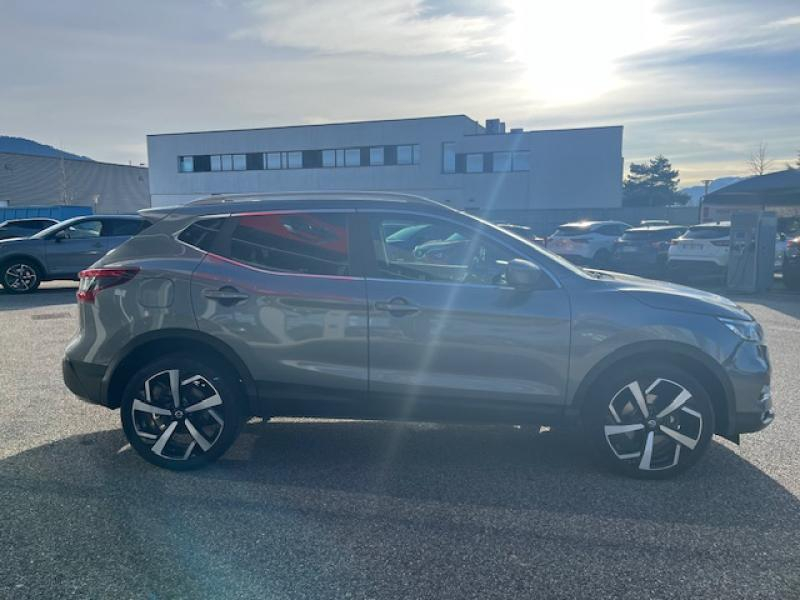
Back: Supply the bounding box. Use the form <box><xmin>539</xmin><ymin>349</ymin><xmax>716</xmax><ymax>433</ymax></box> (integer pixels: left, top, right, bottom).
<box><xmin>783</xmin><ymin>235</ymin><xmax>800</xmax><ymax>290</ymax></box>
<box><xmin>774</xmin><ymin>233</ymin><xmax>788</xmax><ymax>271</ymax></box>
<box><xmin>0</xmin><ymin>215</ymin><xmax>149</xmax><ymax>293</ymax></box>
<box><xmin>546</xmin><ymin>220</ymin><xmax>631</xmax><ymax>267</ymax></box>
<box><xmin>496</xmin><ymin>223</ymin><xmax>545</xmax><ymax>246</ymax></box>
<box><xmin>611</xmin><ymin>225</ymin><xmax>687</xmax><ymax>276</ymax></box>
<box><xmin>0</xmin><ymin>218</ymin><xmax>59</xmax><ymax>240</ymax></box>
<box><xmin>63</xmin><ymin>192</ymin><xmax>773</xmax><ymax>479</ymax></box>
<box><xmin>639</xmin><ymin>220</ymin><xmax>670</xmax><ymax>227</ymax></box>
<box><xmin>667</xmin><ymin>222</ymin><xmax>731</xmax><ymax>281</ymax></box>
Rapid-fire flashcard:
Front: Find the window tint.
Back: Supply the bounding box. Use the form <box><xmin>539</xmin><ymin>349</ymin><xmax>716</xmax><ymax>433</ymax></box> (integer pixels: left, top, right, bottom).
<box><xmin>105</xmin><ymin>219</ymin><xmax>147</xmax><ymax>237</ymax></box>
<box><xmin>371</xmin><ymin>215</ymin><xmax>517</xmax><ymax>286</ymax></box>
<box><xmin>684</xmin><ymin>226</ymin><xmax>730</xmax><ymax>239</ymax></box>
<box><xmin>178</xmin><ymin>217</ymin><xmax>226</xmax><ymax>252</ymax></box>
<box><xmin>64</xmin><ymin>220</ymin><xmax>102</xmax><ymax>239</ymax></box>
<box><xmin>227</xmin><ymin>213</ymin><xmax>350</xmax><ymax>276</ymax></box>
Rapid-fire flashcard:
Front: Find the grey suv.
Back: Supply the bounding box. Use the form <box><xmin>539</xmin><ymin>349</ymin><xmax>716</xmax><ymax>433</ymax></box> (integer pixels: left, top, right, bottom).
<box><xmin>62</xmin><ymin>192</ymin><xmax>774</xmax><ymax>478</ymax></box>
<box><xmin>0</xmin><ymin>215</ymin><xmax>148</xmax><ymax>293</ymax></box>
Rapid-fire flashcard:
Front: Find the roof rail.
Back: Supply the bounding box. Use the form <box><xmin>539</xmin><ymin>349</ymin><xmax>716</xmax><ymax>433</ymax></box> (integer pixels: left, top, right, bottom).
<box><xmin>187</xmin><ymin>190</ymin><xmax>440</xmax><ymax>207</ymax></box>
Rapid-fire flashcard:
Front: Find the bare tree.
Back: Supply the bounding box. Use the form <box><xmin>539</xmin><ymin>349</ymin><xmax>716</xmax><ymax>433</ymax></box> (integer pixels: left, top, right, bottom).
<box><xmin>747</xmin><ymin>142</ymin><xmax>773</xmax><ymax>176</ymax></box>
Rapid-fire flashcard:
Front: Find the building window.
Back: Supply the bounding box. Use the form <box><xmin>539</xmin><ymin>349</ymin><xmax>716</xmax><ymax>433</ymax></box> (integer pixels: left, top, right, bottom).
<box><xmin>397</xmin><ymin>145</ymin><xmax>413</xmax><ymax>166</ymax></box>
<box><xmin>246</xmin><ymin>153</ymin><xmax>264</xmax><ymax>170</ymax></box>
<box><xmin>266</xmin><ymin>152</ymin><xmax>281</xmax><ymax>170</ymax></box>
<box><xmin>493</xmin><ymin>151</ymin><xmax>512</xmax><ymax>172</ymax></box>
<box><xmin>466</xmin><ymin>153</ymin><xmax>484</xmax><ymax>173</ymax></box>
<box><xmin>232</xmin><ymin>154</ymin><xmax>246</xmax><ymax>171</ymax></box>
<box><xmin>345</xmin><ymin>148</ymin><xmax>361</xmax><ymax>167</ymax></box>
<box><xmin>322</xmin><ymin>149</ymin><xmax>335</xmax><ymax>167</ymax></box>
<box><xmin>287</xmin><ymin>151</ymin><xmax>303</xmax><ymax>169</ymax></box>
<box><xmin>220</xmin><ymin>154</ymin><xmax>232</xmax><ymax>171</ymax></box>
<box><xmin>369</xmin><ymin>146</ymin><xmax>384</xmax><ymax>166</ymax></box>
<box><xmin>413</xmin><ymin>144</ymin><xmax>420</xmax><ymax>165</ymax></box>
<box><xmin>442</xmin><ymin>142</ymin><xmax>455</xmax><ymax>173</ymax></box>
<box><xmin>336</xmin><ymin>149</ymin><xmax>345</xmax><ymax>167</ymax></box>
<box><xmin>210</xmin><ymin>155</ymin><xmax>222</xmax><ymax>171</ymax></box>
<box><xmin>512</xmin><ymin>151</ymin><xmax>530</xmax><ymax>172</ymax></box>
<box><xmin>179</xmin><ymin>156</ymin><xmax>194</xmax><ymax>173</ymax></box>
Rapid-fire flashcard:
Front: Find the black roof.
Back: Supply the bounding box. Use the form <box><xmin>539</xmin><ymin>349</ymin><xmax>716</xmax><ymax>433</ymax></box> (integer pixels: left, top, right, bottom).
<box><xmin>705</xmin><ymin>169</ymin><xmax>800</xmax><ymax>206</ymax></box>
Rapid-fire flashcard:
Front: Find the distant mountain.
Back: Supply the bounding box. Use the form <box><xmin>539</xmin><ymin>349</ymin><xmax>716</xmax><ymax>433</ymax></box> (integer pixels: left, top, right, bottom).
<box><xmin>681</xmin><ymin>177</ymin><xmax>742</xmax><ymax>206</ymax></box>
<box><xmin>0</xmin><ymin>136</ymin><xmax>91</xmax><ymax>161</ymax></box>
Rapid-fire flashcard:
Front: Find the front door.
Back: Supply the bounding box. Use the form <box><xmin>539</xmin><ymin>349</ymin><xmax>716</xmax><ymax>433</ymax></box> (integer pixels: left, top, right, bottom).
<box><xmin>190</xmin><ymin>210</ymin><xmax>369</xmax><ymax>417</ymax></box>
<box><xmin>363</xmin><ymin>212</ymin><xmax>571</xmax><ymax>421</ymax></box>
<box><xmin>44</xmin><ymin>219</ymin><xmax>108</xmax><ymax>276</ymax></box>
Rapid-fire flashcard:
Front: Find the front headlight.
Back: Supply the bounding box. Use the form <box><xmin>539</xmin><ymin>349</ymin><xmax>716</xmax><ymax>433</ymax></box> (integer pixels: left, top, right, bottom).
<box><xmin>719</xmin><ymin>317</ymin><xmax>763</xmax><ymax>342</ymax></box>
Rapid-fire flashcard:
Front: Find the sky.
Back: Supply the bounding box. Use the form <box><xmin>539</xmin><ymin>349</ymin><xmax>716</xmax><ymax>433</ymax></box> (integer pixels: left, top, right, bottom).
<box><xmin>1</xmin><ymin>0</ymin><xmax>799</xmax><ymax>185</ymax></box>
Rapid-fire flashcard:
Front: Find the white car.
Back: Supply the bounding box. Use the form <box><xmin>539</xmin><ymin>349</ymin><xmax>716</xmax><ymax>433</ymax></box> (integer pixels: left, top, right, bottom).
<box><xmin>667</xmin><ymin>222</ymin><xmax>730</xmax><ymax>280</ymax></box>
<box><xmin>546</xmin><ymin>221</ymin><xmax>630</xmax><ymax>267</ymax></box>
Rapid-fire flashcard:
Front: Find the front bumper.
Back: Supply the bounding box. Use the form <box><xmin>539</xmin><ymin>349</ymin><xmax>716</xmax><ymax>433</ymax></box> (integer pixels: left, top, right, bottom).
<box><xmin>62</xmin><ymin>357</ymin><xmax>107</xmax><ymax>407</ymax></box>
<box><xmin>725</xmin><ymin>341</ymin><xmax>774</xmax><ymax>435</ymax></box>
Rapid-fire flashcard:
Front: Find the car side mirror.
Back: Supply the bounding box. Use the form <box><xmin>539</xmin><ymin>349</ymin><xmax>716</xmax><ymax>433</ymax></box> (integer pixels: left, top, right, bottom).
<box><xmin>506</xmin><ymin>258</ymin><xmax>542</xmax><ymax>290</ymax></box>
<box><xmin>53</xmin><ymin>230</ymin><xmax>68</xmax><ymax>242</ymax></box>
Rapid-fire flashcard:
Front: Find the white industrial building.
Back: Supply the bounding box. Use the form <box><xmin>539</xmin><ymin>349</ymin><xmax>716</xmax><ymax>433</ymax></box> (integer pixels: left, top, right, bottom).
<box><xmin>146</xmin><ymin>115</ymin><xmax>623</xmax><ymax>224</ymax></box>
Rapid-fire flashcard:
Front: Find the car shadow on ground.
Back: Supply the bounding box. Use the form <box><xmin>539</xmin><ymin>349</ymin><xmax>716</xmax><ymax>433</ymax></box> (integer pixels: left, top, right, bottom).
<box><xmin>2</xmin><ymin>420</ymin><xmax>798</xmax><ymax>597</ymax></box>
<box><xmin>0</xmin><ymin>282</ymin><xmax>77</xmax><ymax>311</ymax></box>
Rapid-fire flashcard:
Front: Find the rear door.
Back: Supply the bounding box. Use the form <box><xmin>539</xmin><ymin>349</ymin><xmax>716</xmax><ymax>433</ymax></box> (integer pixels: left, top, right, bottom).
<box><xmin>190</xmin><ymin>210</ymin><xmax>369</xmax><ymax>417</ymax></box>
<box><xmin>361</xmin><ymin>211</ymin><xmax>571</xmax><ymax>421</ymax></box>
<box><xmin>44</xmin><ymin>219</ymin><xmax>108</xmax><ymax>276</ymax></box>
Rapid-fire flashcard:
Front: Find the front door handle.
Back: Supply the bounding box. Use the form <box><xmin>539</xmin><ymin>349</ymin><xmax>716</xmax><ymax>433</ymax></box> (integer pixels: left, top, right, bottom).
<box><xmin>374</xmin><ymin>298</ymin><xmax>420</xmax><ymax>316</ymax></box>
<box><xmin>203</xmin><ymin>287</ymin><xmax>250</xmax><ymax>305</ymax></box>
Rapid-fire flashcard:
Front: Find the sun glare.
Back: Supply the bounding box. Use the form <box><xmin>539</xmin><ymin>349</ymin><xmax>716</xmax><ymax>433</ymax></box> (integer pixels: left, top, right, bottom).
<box><xmin>507</xmin><ymin>0</ymin><xmax>674</xmax><ymax>105</ymax></box>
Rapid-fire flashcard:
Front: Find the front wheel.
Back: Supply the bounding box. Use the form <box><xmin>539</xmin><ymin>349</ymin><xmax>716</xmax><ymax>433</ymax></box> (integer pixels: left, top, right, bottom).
<box><xmin>584</xmin><ymin>363</ymin><xmax>714</xmax><ymax>479</ymax></box>
<box><xmin>1</xmin><ymin>259</ymin><xmax>41</xmax><ymax>293</ymax></box>
<box><xmin>120</xmin><ymin>355</ymin><xmax>245</xmax><ymax>470</ymax></box>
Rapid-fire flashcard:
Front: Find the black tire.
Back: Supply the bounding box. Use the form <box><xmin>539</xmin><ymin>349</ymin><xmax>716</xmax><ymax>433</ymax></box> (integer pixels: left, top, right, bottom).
<box><xmin>583</xmin><ymin>362</ymin><xmax>714</xmax><ymax>479</ymax></box>
<box><xmin>593</xmin><ymin>248</ymin><xmax>611</xmax><ymax>269</ymax></box>
<box><xmin>1</xmin><ymin>258</ymin><xmax>41</xmax><ymax>293</ymax></box>
<box><xmin>120</xmin><ymin>354</ymin><xmax>246</xmax><ymax>470</ymax></box>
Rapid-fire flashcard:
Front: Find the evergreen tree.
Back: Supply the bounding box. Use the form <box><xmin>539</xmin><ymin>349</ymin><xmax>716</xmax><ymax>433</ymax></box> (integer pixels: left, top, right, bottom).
<box><xmin>623</xmin><ymin>155</ymin><xmax>690</xmax><ymax>207</ymax></box>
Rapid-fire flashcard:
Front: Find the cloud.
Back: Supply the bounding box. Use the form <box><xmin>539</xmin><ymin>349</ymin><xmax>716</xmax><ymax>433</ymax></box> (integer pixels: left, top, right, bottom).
<box><xmin>234</xmin><ymin>0</ymin><xmax>497</xmax><ymax>56</ymax></box>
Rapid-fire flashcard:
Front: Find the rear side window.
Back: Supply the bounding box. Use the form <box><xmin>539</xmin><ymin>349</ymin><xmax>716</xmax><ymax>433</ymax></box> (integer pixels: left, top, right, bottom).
<box><xmin>105</xmin><ymin>219</ymin><xmax>149</xmax><ymax>237</ymax></box>
<box><xmin>178</xmin><ymin>217</ymin><xmax>226</xmax><ymax>252</ymax></box>
<box><xmin>227</xmin><ymin>213</ymin><xmax>350</xmax><ymax>276</ymax></box>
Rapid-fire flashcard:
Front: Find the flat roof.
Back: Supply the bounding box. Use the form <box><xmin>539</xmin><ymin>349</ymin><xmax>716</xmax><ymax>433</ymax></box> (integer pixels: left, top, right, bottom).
<box><xmin>148</xmin><ymin>114</ymin><xmax>481</xmax><ymax>138</ymax></box>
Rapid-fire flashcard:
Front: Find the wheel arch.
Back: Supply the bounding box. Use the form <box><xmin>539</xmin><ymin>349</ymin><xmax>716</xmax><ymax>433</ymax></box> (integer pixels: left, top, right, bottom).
<box><xmin>570</xmin><ymin>340</ymin><xmax>735</xmax><ymax>438</ymax></box>
<box><xmin>102</xmin><ymin>329</ymin><xmax>258</xmax><ymax>412</ymax></box>
<box><xmin>0</xmin><ymin>254</ymin><xmax>47</xmax><ymax>278</ymax></box>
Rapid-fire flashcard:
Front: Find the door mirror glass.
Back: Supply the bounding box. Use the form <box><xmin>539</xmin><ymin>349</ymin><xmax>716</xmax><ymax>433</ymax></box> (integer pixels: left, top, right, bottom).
<box><xmin>53</xmin><ymin>230</ymin><xmax>68</xmax><ymax>241</ymax></box>
<box><xmin>506</xmin><ymin>259</ymin><xmax>542</xmax><ymax>290</ymax></box>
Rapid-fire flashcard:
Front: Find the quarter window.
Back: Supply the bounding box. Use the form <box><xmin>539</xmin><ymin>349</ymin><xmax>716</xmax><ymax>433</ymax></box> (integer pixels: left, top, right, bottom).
<box><xmin>178</xmin><ymin>217</ymin><xmax>226</xmax><ymax>252</ymax></box>
<box><xmin>228</xmin><ymin>213</ymin><xmax>350</xmax><ymax>276</ymax></box>
<box><xmin>371</xmin><ymin>215</ymin><xmax>517</xmax><ymax>286</ymax></box>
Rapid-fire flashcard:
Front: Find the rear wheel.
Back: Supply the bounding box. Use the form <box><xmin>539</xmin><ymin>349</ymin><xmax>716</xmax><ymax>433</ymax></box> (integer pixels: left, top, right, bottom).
<box><xmin>120</xmin><ymin>355</ymin><xmax>245</xmax><ymax>470</ymax></box>
<box><xmin>584</xmin><ymin>362</ymin><xmax>714</xmax><ymax>479</ymax></box>
<box><xmin>1</xmin><ymin>259</ymin><xmax>41</xmax><ymax>293</ymax></box>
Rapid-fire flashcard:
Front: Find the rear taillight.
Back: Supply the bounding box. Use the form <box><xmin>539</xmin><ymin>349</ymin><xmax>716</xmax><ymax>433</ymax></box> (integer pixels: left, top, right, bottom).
<box><xmin>77</xmin><ymin>267</ymin><xmax>139</xmax><ymax>303</ymax></box>
<box><xmin>711</xmin><ymin>240</ymin><xmax>729</xmax><ymax>247</ymax></box>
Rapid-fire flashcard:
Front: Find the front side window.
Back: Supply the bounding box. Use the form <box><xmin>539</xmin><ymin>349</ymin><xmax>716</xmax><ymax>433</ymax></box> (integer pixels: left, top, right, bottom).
<box><xmin>63</xmin><ymin>220</ymin><xmax>103</xmax><ymax>239</ymax></box>
<box><xmin>179</xmin><ymin>156</ymin><xmax>194</xmax><ymax>173</ymax></box>
<box><xmin>371</xmin><ymin>214</ymin><xmax>517</xmax><ymax>286</ymax></box>
<box><xmin>227</xmin><ymin>212</ymin><xmax>350</xmax><ymax>276</ymax></box>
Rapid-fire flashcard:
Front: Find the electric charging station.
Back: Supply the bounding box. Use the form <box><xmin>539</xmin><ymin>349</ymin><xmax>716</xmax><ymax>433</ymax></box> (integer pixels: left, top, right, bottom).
<box><xmin>726</xmin><ymin>211</ymin><xmax>777</xmax><ymax>293</ymax></box>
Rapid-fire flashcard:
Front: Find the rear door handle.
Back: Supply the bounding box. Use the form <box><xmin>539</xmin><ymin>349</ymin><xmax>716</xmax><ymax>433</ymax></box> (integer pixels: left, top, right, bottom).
<box><xmin>374</xmin><ymin>298</ymin><xmax>420</xmax><ymax>316</ymax></box>
<box><xmin>203</xmin><ymin>287</ymin><xmax>250</xmax><ymax>305</ymax></box>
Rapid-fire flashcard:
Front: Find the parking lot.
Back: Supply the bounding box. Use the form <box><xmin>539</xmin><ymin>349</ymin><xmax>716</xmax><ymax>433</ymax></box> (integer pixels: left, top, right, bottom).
<box><xmin>1</xmin><ymin>283</ymin><xmax>799</xmax><ymax>599</ymax></box>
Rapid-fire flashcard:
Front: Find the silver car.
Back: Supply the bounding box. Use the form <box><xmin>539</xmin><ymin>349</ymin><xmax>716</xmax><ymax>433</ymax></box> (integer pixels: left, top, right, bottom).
<box><xmin>62</xmin><ymin>192</ymin><xmax>774</xmax><ymax>478</ymax></box>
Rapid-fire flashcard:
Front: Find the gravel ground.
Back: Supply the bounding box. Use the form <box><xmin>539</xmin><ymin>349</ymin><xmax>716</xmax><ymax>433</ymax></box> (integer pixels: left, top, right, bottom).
<box><xmin>0</xmin><ymin>282</ymin><xmax>799</xmax><ymax>599</ymax></box>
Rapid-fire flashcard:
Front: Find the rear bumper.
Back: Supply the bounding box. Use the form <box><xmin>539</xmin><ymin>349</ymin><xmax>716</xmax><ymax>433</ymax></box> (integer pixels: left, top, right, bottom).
<box><xmin>62</xmin><ymin>357</ymin><xmax>108</xmax><ymax>407</ymax></box>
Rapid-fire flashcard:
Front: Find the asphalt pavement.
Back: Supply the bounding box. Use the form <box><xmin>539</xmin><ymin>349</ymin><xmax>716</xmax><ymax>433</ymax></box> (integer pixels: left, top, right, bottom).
<box><xmin>1</xmin><ymin>282</ymin><xmax>799</xmax><ymax>599</ymax></box>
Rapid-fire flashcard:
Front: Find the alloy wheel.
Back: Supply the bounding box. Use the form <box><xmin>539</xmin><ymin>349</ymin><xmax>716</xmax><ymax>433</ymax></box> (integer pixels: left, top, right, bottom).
<box><xmin>4</xmin><ymin>263</ymin><xmax>38</xmax><ymax>291</ymax></box>
<box><xmin>603</xmin><ymin>378</ymin><xmax>704</xmax><ymax>471</ymax></box>
<box><xmin>130</xmin><ymin>369</ymin><xmax>225</xmax><ymax>461</ymax></box>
